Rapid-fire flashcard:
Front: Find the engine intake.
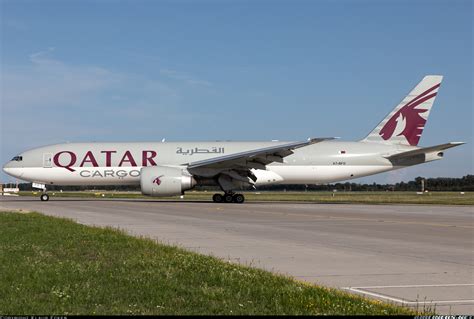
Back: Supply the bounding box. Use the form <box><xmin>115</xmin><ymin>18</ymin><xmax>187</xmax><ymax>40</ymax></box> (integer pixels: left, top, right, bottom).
<box><xmin>140</xmin><ymin>166</ymin><xmax>196</xmax><ymax>196</ymax></box>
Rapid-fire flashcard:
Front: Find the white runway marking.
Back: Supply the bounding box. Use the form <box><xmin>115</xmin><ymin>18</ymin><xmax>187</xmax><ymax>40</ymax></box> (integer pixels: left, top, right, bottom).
<box><xmin>347</xmin><ymin>283</ymin><xmax>474</xmax><ymax>289</ymax></box>
<box><xmin>343</xmin><ymin>284</ymin><xmax>474</xmax><ymax>305</ymax></box>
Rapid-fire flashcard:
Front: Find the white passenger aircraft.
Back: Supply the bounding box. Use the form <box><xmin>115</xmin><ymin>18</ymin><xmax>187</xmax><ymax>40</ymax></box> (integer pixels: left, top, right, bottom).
<box><xmin>3</xmin><ymin>75</ymin><xmax>464</xmax><ymax>203</ymax></box>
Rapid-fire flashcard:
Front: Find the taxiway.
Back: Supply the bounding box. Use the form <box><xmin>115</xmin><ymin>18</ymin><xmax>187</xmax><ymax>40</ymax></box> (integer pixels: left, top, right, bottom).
<box><xmin>1</xmin><ymin>196</ymin><xmax>472</xmax><ymax>314</ymax></box>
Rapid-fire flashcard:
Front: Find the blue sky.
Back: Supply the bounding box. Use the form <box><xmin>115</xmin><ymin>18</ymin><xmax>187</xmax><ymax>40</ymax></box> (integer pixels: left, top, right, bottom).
<box><xmin>1</xmin><ymin>0</ymin><xmax>472</xmax><ymax>184</ymax></box>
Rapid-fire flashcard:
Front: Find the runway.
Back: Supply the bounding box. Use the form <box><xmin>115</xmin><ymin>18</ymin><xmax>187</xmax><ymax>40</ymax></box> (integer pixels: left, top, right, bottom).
<box><xmin>1</xmin><ymin>196</ymin><xmax>473</xmax><ymax>314</ymax></box>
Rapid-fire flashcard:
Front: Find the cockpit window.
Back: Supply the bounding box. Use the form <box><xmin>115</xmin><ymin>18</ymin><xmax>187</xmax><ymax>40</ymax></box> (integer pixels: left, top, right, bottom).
<box><xmin>11</xmin><ymin>156</ymin><xmax>23</xmax><ymax>161</ymax></box>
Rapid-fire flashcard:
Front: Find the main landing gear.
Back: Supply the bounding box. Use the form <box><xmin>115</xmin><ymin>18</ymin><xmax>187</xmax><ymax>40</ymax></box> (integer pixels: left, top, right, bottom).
<box><xmin>40</xmin><ymin>193</ymin><xmax>49</xmax><ymax>201</ymax></box>
<box><xmin>212</xmin><ymin>193</ymin><xmax>245</xmax><ymax>204</ymax></box>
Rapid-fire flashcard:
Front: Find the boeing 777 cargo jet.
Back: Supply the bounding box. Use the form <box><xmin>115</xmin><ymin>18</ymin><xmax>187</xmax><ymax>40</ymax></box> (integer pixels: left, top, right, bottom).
<box><xmin>3</xmin><ymin>75</ymin><xmax>465</xmax><ymax>203</ymax></box>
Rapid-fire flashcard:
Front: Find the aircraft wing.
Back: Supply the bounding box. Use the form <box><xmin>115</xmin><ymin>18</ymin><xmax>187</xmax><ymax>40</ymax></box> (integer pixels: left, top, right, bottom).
<box><xmin>385</xmin><ymin>142</ymin><xmax>465</xmax><ymax>160</ymax></box>
<box><xmin>186</xmin><ymin>138</ymin><xmax>333</xmax><ymax>172</ymax></box>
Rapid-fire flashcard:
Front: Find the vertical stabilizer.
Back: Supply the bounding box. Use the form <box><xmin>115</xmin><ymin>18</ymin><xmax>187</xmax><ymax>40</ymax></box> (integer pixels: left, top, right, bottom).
<box><xmin>363</xmin><ymin>75</ymin><xmax>443</xmax><ymax>146</ymax></box>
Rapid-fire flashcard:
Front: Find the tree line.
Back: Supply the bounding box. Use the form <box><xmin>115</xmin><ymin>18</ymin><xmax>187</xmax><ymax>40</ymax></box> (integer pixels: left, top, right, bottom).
<box><xmin>258</xmin><ymin>175</ymin><xmax>474</xmax><ymax>192</ymax></box>
<box><xmin>5</xmin><ymin>175</ymin><xmax>473</xmax><ymax>192</ymax></box>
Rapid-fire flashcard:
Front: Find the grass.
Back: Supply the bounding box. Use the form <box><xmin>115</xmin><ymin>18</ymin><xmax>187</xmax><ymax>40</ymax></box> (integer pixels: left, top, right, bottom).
<box><xmin>0</xmin><ymin>211</ymin><xmax>427</xmax><ymax>315</ymax></box>
<box><xmin>18</xmin><ymin>190</ymin><xmax>474</xmax><ymax>205</ymax></box>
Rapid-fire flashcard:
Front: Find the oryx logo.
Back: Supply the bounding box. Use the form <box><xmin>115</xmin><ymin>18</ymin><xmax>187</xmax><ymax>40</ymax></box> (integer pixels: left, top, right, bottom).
<box><xmin>153</xmin><ymin>175</ymin><xmax>164</xmax><ymax>186</ymax></box>
<box><xmin>379</xmin><ymin>83</ymin><xmax>440</xmax><ymax>146</ymax></box>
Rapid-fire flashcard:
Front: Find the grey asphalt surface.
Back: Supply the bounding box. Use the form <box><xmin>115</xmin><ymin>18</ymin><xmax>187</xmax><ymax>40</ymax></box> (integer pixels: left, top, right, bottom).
<box><xmin>1</xmin><ymin>196</ymin><xmax>473</xmax><ymax>314</ymax></box>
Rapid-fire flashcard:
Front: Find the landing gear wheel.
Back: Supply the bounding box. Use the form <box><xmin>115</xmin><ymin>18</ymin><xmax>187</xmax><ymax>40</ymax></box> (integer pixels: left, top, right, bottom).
<box><xmin>212</xmin><ymin>193</ymin><xmax>223</xmax><ymax>203</ymax></box>
<box><xmin>224</xmin><ymin>194</ymin><xmax>234</xmax><ymax>203</ymax></box>
<box><xmin>233</xmin><ymin>194</ymin><xmax>245</xmax><ymax>204</ymax></box>
<box><xmin>40</xmin><ymin>194</ymin><xmax>49</xmax><ymax>201</ymax></box>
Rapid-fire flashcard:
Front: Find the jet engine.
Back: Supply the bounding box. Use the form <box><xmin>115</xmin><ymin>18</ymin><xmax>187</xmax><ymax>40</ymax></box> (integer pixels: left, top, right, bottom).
<box><xmin>140</xmin><ymin>166</ymin><xmax>196</xmax><ymax>196</ymax></box>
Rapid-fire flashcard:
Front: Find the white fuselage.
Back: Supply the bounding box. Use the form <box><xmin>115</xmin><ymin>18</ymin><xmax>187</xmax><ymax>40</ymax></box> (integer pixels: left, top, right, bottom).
<box><xmin>3</xmin><ymin>140</ymin><xmax>428</xmax><ymax>187</ymax></box>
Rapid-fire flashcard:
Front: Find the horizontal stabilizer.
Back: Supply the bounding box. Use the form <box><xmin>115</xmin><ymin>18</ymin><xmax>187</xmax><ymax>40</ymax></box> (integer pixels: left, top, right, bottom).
<box><xmin>385</xmin><ymin>142</ymin><xmax>465</xmax><ymax>160</ymax></box>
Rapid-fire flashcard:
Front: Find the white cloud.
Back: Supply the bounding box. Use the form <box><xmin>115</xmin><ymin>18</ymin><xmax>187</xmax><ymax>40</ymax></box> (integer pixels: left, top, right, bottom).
<box><xmin>160</xmin><ymin>68</ymin><xmax>212</xmax><ymax>87</ymax></box>
<box><xmin>2</xmin><ymin>49</ymin><xmax>122</xmax><ymax>111</ymax></box>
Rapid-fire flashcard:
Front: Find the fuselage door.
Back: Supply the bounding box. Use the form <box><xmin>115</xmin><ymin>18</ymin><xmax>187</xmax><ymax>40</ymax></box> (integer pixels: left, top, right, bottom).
<box><xmin>43</xmin><ymin>153</ymin><xmax>53</xmax><ymax>168</ymax></box>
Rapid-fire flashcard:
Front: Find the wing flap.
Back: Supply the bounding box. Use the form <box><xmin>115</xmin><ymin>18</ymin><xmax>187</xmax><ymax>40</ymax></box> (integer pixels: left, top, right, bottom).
<box><xmin>187</xmin><ymin>137</ymin><xmax>334</xmax><ymax>170</ymax></box>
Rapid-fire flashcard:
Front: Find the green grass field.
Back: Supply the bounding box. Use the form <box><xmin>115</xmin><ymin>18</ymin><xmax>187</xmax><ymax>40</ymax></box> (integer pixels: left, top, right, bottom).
<box><xmin>19</xmin><ymin>190</ymin><xmax>474</xmax><ymax>205</ymax></box>
<box><xmin>0</xmin><ymin>211</ymin><xmax>428</xmax><ymax>315</ymax></box>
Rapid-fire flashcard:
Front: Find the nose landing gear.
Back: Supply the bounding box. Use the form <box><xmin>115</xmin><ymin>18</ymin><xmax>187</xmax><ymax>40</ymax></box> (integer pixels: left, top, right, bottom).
<box><xmin>212</xmin><ymin>192</ymin><xmax>245</xmax><ymax>204</ymax></box>
<box><xmin>40</xmin><ymin>193</ymin><xmax>49</xmax><ymax>201</ymax></box>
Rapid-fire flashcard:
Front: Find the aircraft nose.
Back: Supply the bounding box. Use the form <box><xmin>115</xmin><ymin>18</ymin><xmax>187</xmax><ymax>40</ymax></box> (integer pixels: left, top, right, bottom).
<box><xmin>3</xmin><ymin>161</ymin><xmax>19</xmax><ymax>178</ymax></box>
<box><xmin>3</xmin><ymin>162</ymin><xmax>12</xmax><ymax>175</ymax></box>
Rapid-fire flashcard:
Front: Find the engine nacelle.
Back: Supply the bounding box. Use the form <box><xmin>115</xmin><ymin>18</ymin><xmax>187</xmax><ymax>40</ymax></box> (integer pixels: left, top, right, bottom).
<box><xmin>140</xmin><ymin>166</ymin><xmax>196</xmax><ymax>196</ymax></box>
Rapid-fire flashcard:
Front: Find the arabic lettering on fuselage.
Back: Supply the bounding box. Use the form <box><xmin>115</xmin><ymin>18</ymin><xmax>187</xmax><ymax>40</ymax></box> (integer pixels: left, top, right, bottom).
<box><xmin>176</xmin><ymin>147</ymin><xmax>225</xmax><ymax>155</ymax></box>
